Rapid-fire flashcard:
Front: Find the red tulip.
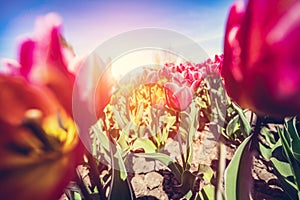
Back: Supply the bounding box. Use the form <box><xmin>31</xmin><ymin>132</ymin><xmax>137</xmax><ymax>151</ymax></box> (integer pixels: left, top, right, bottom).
<box><xmin>0</xmin><ymin>13</ymin><xmax>84</xmax><ymax>200</ymax></box>
<box><xmin>95</xmin><ymin>65</ymin><xmax>117</xmax><ymax>118</ymax></box>
<box><xmin>222</xmin><ymin>0</ymin><xmax>300</xmax><ymax>117</ymax></box>
<box><xmin>164</xmin><ymin>82</ymin><xmax>193</xmax><ymax>111</ymax></box>
<box><xmin>3</xmin><ymin>13</ymin><xmax>75</xmax><ymax>116</ymax></box>
<box><xmin>0</xmin><ymin>75</ymin><xmax>83</xmax><ymax>200</ymax></box>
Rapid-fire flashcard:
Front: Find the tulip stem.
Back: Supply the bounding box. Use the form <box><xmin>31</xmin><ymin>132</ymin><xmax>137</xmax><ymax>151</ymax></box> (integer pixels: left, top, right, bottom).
<box><xmin>86</xmin><ymin>152</ymin><xmax>107</xmax><ymax>200</ymax></box>
<box><xmin>75</xmin><ymin>169</ymin><xmax>92</xmax><ymax>200</ymax></box>
<box><xmin>176</xmin><ymin>111</ymin><xmax>186</xmax><ymax>170</ymax></box>
<box><xmin>242</xmin><ymin>116</ymin><xmax>264</xmax><ymax>200</ymax></box>
<box><xmin>250</xmin><ymin>116</ymin><xmax>264</xmax><ymax>152</ymax></box>
<box><xmin>216</xmin><ymin>139</ymin><xmax>226</xmax><ymax>200</ymax></box>
<box><xmin>249</xmin><ymin>111</ymin><xmax>255</xmax><ymax>126</ymax></box>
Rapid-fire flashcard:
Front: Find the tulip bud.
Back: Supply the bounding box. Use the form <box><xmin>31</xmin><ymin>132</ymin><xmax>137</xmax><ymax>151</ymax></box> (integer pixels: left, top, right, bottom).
<box><xmin>222</xmin><ymin>0</ymin><xmax>300</xmax><ymax>117</ymax></box>
<box><xmin>164</xmin><ymin>82</ymin><xmax>193</xmax><ymax>111</ymax></box>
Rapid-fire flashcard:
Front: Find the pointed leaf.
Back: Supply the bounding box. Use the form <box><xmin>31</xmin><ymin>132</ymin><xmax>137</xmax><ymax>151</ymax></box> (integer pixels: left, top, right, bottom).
<box><xmin>225</xmin><ymin>114</ymin><xmax>240</xmax><ymax>137</ymax></box>
<box><xmin>278</xmin><ymin>126</ymin><xmax>300</xmax><ymax>194</ymax></box>
<box><xmin>270</xmin><ymin>157</ymin><xmax>298</xmax><ymax>199</ymax></box>
<box><xmin>285</xmin><ymin>117</ymin><xmax>300</xmax><ymax>162</ymax></box>
<box><xmin>260</xmin><ymin>127</ymin><xmax>277</xmax><ymax>148</ymax></box>
<box><xmin>108</xmin><ymin>142</ymin><xmax>135</xmax><ymax>200</ymax></box>
<box><xmin>258</xmin><ymin>142</ymin><xmax>272</xmax><ymax>160</ymax></box>
<box><xmin>109</xmin><ymin>167</ymin><xmax>135</xmax><ymax>200</ymax></box>
<box><xmin>232</xmin><ymin>103</ymin><xmax>251</xmax><ymax>135</ymax></box>
<box><xmin>198</xmin><ymin>164</ymin><xmax>214</xmax><ymax>183</ymax></box>
<box><xmin>132</xmin><ymin>138</ymin><xmax>157</xmax><ymax>153</ymax></box>
<box><xmin>135</xmin><ymin>152</ymin><xmax>183</xmax><ymax>181</ymax></box>
<box><xmin>225</xmin><ymin>135</ymin><xmax>253</xmax><ymax>200</ymax></box>
<box><xmin>199</xmin><ymin>185</ymin><xmax>215</xmax><ymax>200</ymax></box>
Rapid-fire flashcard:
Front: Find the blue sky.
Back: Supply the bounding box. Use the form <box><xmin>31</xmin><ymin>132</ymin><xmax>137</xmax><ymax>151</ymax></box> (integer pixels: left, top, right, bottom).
<box><xmin>0</xmin><ymin>0</ymin><xmax>235</xmax><ymax>59</ymax></box>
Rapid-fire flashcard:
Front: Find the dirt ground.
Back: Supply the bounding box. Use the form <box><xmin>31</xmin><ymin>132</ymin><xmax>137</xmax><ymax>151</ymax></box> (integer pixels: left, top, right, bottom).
<box><xmin>129</xmin><ymin>129</ymin><xmax>289</xmax><ymax>200</ymax></box>
<box><xmin>60</xmin><ymin>128</ymin><xmax>289</xmax><ymax>200</ymax></box>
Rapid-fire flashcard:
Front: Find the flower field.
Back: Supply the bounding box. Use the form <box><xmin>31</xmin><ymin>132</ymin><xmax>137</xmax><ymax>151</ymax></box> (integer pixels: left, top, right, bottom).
<box><xmin>1</xmin><ymin>0</ymin><xmax>300</xmax><ymax>200</ymax></box>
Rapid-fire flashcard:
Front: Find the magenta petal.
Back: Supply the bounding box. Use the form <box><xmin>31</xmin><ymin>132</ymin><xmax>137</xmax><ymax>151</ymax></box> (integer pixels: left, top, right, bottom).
<box><xmin>222</xmin><ymin>0</ymin><xmax>300</xmax><ymax>117</ymax></box>
<box><xmin>19</xmin><ymin>39</ymin><xmax>35</xmax><ymax>78</ymax></box>
<box><xmin>47</xmin><ymin>26</ymin><xmax>66</xmax><ymax>71</ymax></box>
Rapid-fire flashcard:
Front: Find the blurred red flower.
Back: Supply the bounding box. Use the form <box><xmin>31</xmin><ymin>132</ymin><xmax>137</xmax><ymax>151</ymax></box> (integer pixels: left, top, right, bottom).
<box><xmin>3</xmin><ymin>13</ymin><xmax>75</xmax><ymax>116</ymax></box>
<box><xmin>0</xmin><ymin>13</ymin><xmax>84</xmax><ymax>200</ymax></box>
<box><xmin>222</xmin><ymin>0</ymin><xmax>300</xmax><ymax>117</ymax></box>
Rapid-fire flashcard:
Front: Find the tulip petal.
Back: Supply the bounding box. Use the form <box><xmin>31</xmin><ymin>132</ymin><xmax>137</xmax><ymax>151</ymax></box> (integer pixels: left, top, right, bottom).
<box><xmin>164</xmin><ymin>82</ymin><xmax>193</xmax><ymax>111</ymax></box>
<box><xmin>222</xmin><ymin>0</ymin><xmax>300</xmax><ymax>117</ymax></box>
<box><xmin>0</xmin><ymin>74</ymin><xmax>84</xmax><ymax>200</ymax></box>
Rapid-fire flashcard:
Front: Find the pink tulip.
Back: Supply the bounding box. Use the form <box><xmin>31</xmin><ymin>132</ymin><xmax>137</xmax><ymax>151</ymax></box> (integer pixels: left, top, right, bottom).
<box><xmin>222</xmin><ymin>0</ymin><xmax>300</xmax><ymax>117</ymax></box>
<box><xmin>164</xmin><ymin>82</ymin><xmax>193</xmax><ymax>111</ymax></box>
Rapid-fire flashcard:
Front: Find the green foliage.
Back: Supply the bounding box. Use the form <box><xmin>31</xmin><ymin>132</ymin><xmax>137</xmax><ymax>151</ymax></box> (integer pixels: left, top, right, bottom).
<box><xmin>224</xmin><ymin>102</ymin><xmax>252</xmax><ymax>140</ymax></box>
<box><xmin>256</xmin><ymin>117</ymin><xmax>300</xmax><ymax>199</ymax></box>
<box><xmin>109</xmin><ymin>144</ymin><xmax>135</xmax><ymax>200</ymax></box>
<box><xmin>81</xmin><ymin>124</ymin><xmax>136</xmax><ymax>200</ymax></box>
<box><xmin>136</xmin><ymin>152</ymin><xmax>216</xmax><ymax>200</ymax></box>
<box><xmin>83</xmin><ymin>61</ymin><xmax>236</xmax><ymax>200</ymax></box>
<box><xmin>224</xmin><ymin>135</ymin><xmax>253</xmax><ymax>200</ymax></box>
<box><xmin>276</xmin><ymin>118</ymin><xmax>300</xmax><ymax>199</ymax></box>
<box><xmin>198</xmin><ymin>164</ymin><xmax>215</xmax><ymax>200</ymax></box>
<box><xmin>136</xmin><ymin>152</ymin><xmax>183</xmax><ymax>180</ymax></box>
<box><xmin>71</xmin><ymin>61</ymin><xmax>300</xmax><ymax>200</ymax></box>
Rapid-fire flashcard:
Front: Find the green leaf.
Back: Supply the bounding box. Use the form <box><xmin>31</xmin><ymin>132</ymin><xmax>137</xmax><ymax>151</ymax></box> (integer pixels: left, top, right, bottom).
<box><xmin>278</xmin><ymin>126</ymin><xmax>300</xmax><ymax>196</ymax></box>
<box><xmin>271</xmin><ymin>157</ymin><xmax>298</xmax><ymax>199</ymax></box>
<box><xmin>109</xmin><ymin>167</ymin><xmax>135</xmax><ymax>200</ymax></box>
<box><xmin>91</xmin><ymin>121</ymin><xmax>110</xmax><ymax>151</ymax></box>
<box><xmin>260</xmin><ymin>127</ymin><xmax>277</xmax><ymax>148</ymax></box>
<box><xmin>232</xmin><ymin>103</ymin><xmax>251</xmax><ymax>135</ymax></box>
<box><xmin>199</xmin><ymin>185</ymin><xmax>215</xmax><ymax>200</ymax></box>
<box><xmin>224</xmin><ymin>134</ymin><xmax>253</xmax><ymax>200</ymax></box>
<box><xmin>74</xmin><ymin>192</ymin><xmax>82</xmax><ymax>200</ymax></box>
<box><xmin>90</xmin><ymin>120</ymin><xmax>112</xmax><ymax>163</ymax></box>
<box><xmin>258</xmin><ymin>142</ymin><xmax>272</xmax><ymax>160</ymax></box>
<box><xmin>111</xmin><ymin>105</ymin><xmax>127</xmax><ymax>129</ymax></box>
<box><xmin>285</xmin><ymin>117</ymin><xmax>300</xmax><ymax>162</ymax></box>
<box><xmin>183</xmin><ymin>190</ymin><xmax>193</xmax><ymax>200</ymax></box>
<box><xmin>187</xmin><ymin>102</ymin><xmax>200</xmax><ymax>161</ymax></box>
<box><xmin>117</xmin><ymin>130</ymin><xmax>130</xmax><ymax>152</ymax></box>
<box><xmin>108</xmin><ymin>141</ymin><xmax>135</xmax><ymax>200</ymax></box>
<box><xmin>131</xmin><ymin>138</ymin><xmax>157</xmax><ymax>153</ymax></box>
<box><xmin>198</xmin><ymin>164</ymin><xmax>214</xmax><ymax>183</ymax></box>
<box><xmin>134</xmin><ymin>101</ymin><xmax>145</xmax><ymax>125</ymax></box>
<box><xmin>258</xmin><ymin>126</ymin><xmax>280</xmax><ymax>161</ymax></box>
<box><xmin>135</xmin><ymin>152</ymin><xmax>183</xmax><ymax>181</ymax></box>
<box><xmin>122</xmin><ymin>121</ymin><xmax>136</xmax><ymax>137</ymax></box>
<box><xmin>225</xmin><ymin>114</ymin><xmax>240</xmax><ymax>138</ymax></box>
<box><xmin>270</xmin><ymin>157</ymin><xmax>293</xmax><ymax>178</ymax></box>
<box><xmin>161</xmin><ymin>114</ymin><xmax>176</xmax><ymax>145</ymax></box>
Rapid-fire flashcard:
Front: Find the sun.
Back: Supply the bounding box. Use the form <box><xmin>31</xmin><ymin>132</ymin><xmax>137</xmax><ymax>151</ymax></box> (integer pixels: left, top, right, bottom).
<box><xmin>110</xmin><ymin>49</ymin><xmax>185</xmax><ymax>80</ymax></box>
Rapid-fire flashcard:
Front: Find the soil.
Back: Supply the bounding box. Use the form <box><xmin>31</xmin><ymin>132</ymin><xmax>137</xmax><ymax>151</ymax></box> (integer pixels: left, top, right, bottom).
<box><xmin>60</xmin><ymin>128</ymin><xmax>290</xmax><ymax>200</ymax></box>
<box><xmin>129</xmin><ymin>129</ymin><xmax>289</xmax><ymax>200</ymax></box>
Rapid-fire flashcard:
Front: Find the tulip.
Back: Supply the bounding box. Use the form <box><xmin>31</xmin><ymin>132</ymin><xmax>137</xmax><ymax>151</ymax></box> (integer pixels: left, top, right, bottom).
<box><xmin>145</xmin><ymin>70</ymin><xmax>160</xmax><ymax>86</ymax></box>
<box><xmin>0</xmin><ymin>13</ymin><xmax>84</xmax><ymax>200</ymax></box>
<box><xmin>95</xmin><ymin>65</ymin><xmax>117</xmax><ymax>118</ymax></box>
<box><xmin>222</xmin><ymin>0</ymin><xmax>300</xmax><ymax>117</ymax></box>
<box><xmin>0</xmin><ymin>76</ymin><xmax>82</xmax><ymax>200</ymax></box>
<box><xmin>164</xmin><ymin>82</ymin><xmax>193</xmax><ymax>111</ymax></box>
<box><xmin>3</xmin><ymin>13</ymin><xmax>75</xmax><ymax>115</ymax></box>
